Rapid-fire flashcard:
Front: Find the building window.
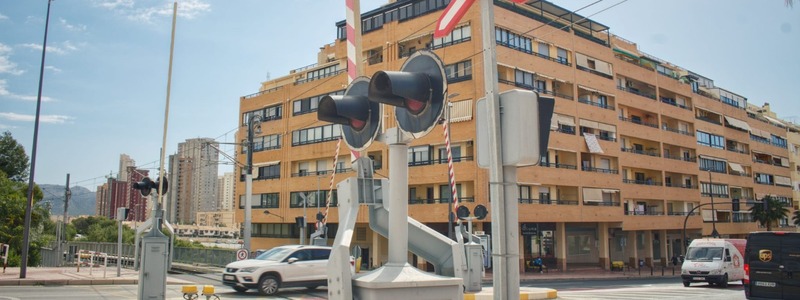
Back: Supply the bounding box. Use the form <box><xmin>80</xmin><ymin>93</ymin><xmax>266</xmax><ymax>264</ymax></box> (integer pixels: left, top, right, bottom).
<box><xmin>290</xmin><ymin>190</ymin><xmax>337</xmax><ymax>208</ymax></box>
<box><xmin>239</xmin><ymin>192</ymin><xmax>279</xmax><ymax>209</ymax></box>
<box><xmin>433</xmin><ymin>24</ymin><xmax>471</xmax><ymax>49</ymax></box>
<box><xmin>699</xmin><ymin>157</ymin><xmax>727</xmax><ymax>173</ymax></box>
<box><xmin>755</xmin><ymin>173</ymin><xmax>774</xmax><ymax>185</ymax></box>
<box><xmin>445</xmin><ymin>60</ymin><xmax>472</xmax><ymax>83</ymax></box>
<box><xmin>292</xmin><ymin>90</ymin><xmax>344</xmax><ymax>116</ymax></box>
<box><xmin>256</xmin><ymin>164</ymin><xmax>280</xmax><ymax>180</ymax></box>
<box><xmin>438</xmin><ymin>146</ymin><xmax>462</xmax><ymax>163</ymax></box>
<box><xmin>696</xmin><ymin>131</ymin><xmax>725</xmax><ymax>149</ymax></box>
<box><xmin>243</xmin><ymin>105</ymin><xmax>283</xmax><ymax>126</ymax></box>
<box><xmin>771</xmin><ymin>135</ymin><xmax>788</xmax><ymax>148</ymax></box>
<box><xmin>409</xmin><ymin>145</ymin><xmax>432</xmax><ymax>166</ymax></box>
<box><xmin>245</xmin><ymin>134</ymin><xmax>281</xmax><ymax>153</ymax></box>
<box><xmin>292</xmin><ymin>124</ymin><xmax>341</xmax><ymax>146</ymax></box>
<box><xmin>515</xmin><ymin>69</ymin><xmax>534</xmax><ymax>89</ymax></box>
<box><xmin>700</xmin><ymin>183</ymin><xmax>729</xmax><ymax>198</ymax></box>
<box><xmin>495</xmin><ymin>27</ymin><xmax>532</xmax><ymax>53</ymax></box>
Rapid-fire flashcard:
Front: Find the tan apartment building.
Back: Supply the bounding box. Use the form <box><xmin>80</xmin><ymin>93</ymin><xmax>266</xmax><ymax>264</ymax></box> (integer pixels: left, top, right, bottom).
<box><xmin>235</xmin><ymin>0</ymin><xmax>796</xmax><ymax>272</ymax></box>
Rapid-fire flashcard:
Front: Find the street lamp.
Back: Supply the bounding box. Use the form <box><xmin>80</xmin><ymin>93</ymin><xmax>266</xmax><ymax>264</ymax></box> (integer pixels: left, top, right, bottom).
<box><xmin>263</xmin><ymin>210</ymin><xmax>285</xmax><ymax>221</ymax></box>
<box><xmin>243</xmin><ymin>115</ymin><xmax>262</xmax><ymax>253</ymax></box>
<box><xmin>708</xmin><ymin>170</ymin><xmax>720</xmax><ymax>238</ymax></box>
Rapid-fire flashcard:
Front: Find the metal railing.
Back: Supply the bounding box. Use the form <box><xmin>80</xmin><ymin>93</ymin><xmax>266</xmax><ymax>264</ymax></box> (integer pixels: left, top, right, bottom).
<box><xmin>581</xmin><ymin>166</ymin><xmax>619</xmax><ymax>174</ymax></box>
<box><xmin>623</xmin><ymin>179</ymin><xmax>662</xmax><ymax>186</ymax></box>
<box><xmin>577</xmin><ymin>65</ymin><xmax>613</xmax><ymax>79</ymax></box>
<box><xmin>621</xmin><ymin>147</ymin><xmax>660</xmax><ymax>157</ymax></box>
<box><xmin>617</xmin><ymin>85</ymin><xmax>656</xmax><ymax>100</ymax></box>
<box><xmin>618</xmin><ymin>116</ymin><xmax>659</xmax><ymax>128</ymax></box>
<box><xmin>578</xmin><ymin>98</ymin><xmax>615</xmax><ymax>110</ymax></box>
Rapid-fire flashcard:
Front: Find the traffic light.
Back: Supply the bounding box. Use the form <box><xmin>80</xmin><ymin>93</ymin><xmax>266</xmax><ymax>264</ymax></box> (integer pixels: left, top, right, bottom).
<box><xmin>132</xmin><ymin>176</ymin><xmax>168</xmax><ymax>197</ymax></box>
<box><xmin>318</xmin><ymin>77</ymin><xmax>382</xmax><ymax>151</ymax></box>
<box><xmin>295</xmin><ymin>216</ymin><xmax>305</xmax><ymax>229</ymax></box>
<box><xmin>368</xmin><ymin>50</ymin><xmax>447</xmax><ymax>135</ymax></box>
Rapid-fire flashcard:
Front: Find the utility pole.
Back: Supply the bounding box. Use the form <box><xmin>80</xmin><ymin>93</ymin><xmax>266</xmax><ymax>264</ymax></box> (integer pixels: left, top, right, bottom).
<box><xmin>244</xmin><ymin>115</ymin><xmax>262</xmax><ymax>253</ymax></box>
<box><xmin>20</xmin><ymin>0</ymin><xmax>53</xmax><ymax>278</ymax></box>
<box><xmin>708</xmin><ymin>170</ymin><xmax>719</xmax><ymax>238</ymax></box>
<box><xmin>58</xmin><ymin>174</ymin><xmax>70</xmax><ymax>267</ymax></box>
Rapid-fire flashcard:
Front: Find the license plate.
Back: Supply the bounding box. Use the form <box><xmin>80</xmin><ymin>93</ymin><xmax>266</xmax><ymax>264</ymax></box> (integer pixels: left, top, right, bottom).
<box><xmin>755</xmin><ymin>281</ymin><xmax>776</xmax><ymax>287</ymax></box>
<box><xmin>693</xmin><ymin>277</ymin><xmax>704</xmax><ymax>280</ymax></box>
<box><xmin>223</xmin><ymin>275</ymin><xmax>235</xmax><ymax>281</ymax></box>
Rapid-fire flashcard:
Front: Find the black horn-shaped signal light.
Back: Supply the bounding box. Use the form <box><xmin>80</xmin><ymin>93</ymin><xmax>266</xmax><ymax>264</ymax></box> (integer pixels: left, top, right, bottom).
<box><xmin>368</xmin><ymin>50</ymin><xmax>446</xmax><ymax>136</ymax></box>
<box><xmin>132</xmin><ymin>176</ymin><xmax>168</xmax><ymax>197</ymax></box>
<box><xmin>318</xmin><ymin>77</ymin><xmax>381</xmax><ymax>151</ymax></box>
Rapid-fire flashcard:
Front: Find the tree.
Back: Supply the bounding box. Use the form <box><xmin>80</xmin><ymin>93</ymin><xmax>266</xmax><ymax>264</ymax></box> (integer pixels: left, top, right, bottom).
<box><xmin>750</xmin><ymin>195</ymin><xmax>789</xmax><ymax>231</ymax></box>
<box><xmin>0</xmin><ymin>170</ymin><xmax>47</xmax><ymax>266</ymax></box>
<box><xmin>793</xmin><ymin>209</ymin><xmax>799</xmax><ymax>226</ymax></box>
<box><xmin>0</xmin><ymin>131</ymin><xmax>30</xmax><ymax>182</ymax></box>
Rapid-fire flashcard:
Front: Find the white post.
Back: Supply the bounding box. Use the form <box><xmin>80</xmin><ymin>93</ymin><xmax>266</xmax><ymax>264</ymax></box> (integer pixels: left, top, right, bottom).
<box><xmin>117</xmin><ymin>218</ymin><xmax>122</xmax><ymax>277</ymax></box>
<box><xmin>244</xmin><ymin>174</ymin><xmax>253</xmax><ymax>252</ymax></box>
<box><xmin>387</xmin><ymin>129</ymin><xmax>410</xmax><ymax>265</ymax></box>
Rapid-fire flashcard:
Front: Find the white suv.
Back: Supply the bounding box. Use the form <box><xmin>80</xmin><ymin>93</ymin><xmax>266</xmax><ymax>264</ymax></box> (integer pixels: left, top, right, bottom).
<box><xmin>222</xmin><ymin>245</ymin><xmax>345</xmax><ymax>296</ymax></box>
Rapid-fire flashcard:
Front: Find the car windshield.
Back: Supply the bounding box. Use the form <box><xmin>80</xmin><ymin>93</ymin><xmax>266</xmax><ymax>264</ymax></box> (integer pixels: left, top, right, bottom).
<box><xmin>254</xmin><ymin>247</ymin><xmax>293</xmax><ymax>261</ymax></box>
<box><xmin>686</xmin><ymin>247</ymin><xmax>724</xmax><ymax>261</ymax></box>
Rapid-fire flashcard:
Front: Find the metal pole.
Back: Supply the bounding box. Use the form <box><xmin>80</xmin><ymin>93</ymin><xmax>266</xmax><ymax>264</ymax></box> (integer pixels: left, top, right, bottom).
<box><xmin>387</xmin><ymin>129</ymin><xmax>410</xmax><ymax>265</ymax></box>
<box><xmin>20</xmin><ymin>0</ymin><xmax>53</xmax><ymax>278</ymax></box>
<box><xmin>708</xmin><ymin>171</ymin><xmax>719</xmax><ymax>238</ymax></box>
<box><xmin>117</xmin><ymin>217</ymin><xmax>122</xmax><ymax>277</ymax></box>
<box><xmin>479</xmin><ymin>0</ymin><xmax>518</xmax><ymax>298</ymax></box>
<box><xmin>58</xmin><ymin>174</ymin><xmax>70</xmax><ymax>267</ymax></box>
<box><xmin>244</xmin><ymin>116</ymin><xmax>259</xmax><ymax>253</ymax></box>
<box><xmin>301</xmin><ymin>195</ymin><xmax>306</xmax><ymax>245</ymax></box>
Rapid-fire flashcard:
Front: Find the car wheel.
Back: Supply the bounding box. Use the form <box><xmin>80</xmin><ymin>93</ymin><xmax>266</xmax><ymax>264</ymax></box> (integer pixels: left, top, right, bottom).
<box><xmin>720</xmin><ymin>274</ymin><xmax>728</xmax><ymax>288</ymax></box>
<box><xmin>232</xmin><ymin>286</ymin><xmax>249</xmax><ymax>293</ymax></box>
<box><xmin>258</xmin><ymin>275</ymin><xmax>280</xmax><ymax>296</ymax></box>
<box><xmin>683</xmin><ymin>281</ymin><xmax>690</xmax><ymax>287</ymax></box>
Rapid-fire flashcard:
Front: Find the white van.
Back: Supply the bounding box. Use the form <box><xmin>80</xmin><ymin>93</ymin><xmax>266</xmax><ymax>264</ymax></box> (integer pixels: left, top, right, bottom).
<box><xmin>681</xmin><ymin>238</ymin><xmax>746</xmax><ymax>287</ymax></box>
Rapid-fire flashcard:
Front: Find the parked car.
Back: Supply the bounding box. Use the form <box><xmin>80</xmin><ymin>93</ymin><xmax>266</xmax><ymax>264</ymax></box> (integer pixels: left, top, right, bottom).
<box><xmin>681</xmin><ymin>238</ymin><xmax>746</xmax><ymax>287</ymax></box>
<box><xmin>744</xmin><ymin>231</ymin><xmax>800</xmax><ymax>299</ymax></box>
<box><xmin>222</xmin><ymin>245</ymin><xmax>353</xmax><ymax>296</ymax></box>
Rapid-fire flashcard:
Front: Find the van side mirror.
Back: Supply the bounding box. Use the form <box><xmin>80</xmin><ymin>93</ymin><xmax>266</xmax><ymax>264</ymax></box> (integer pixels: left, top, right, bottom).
<box><xmin>725</xmin><ymin>256</ymin><xmax>731</xmax><ymax>262</ymax></box>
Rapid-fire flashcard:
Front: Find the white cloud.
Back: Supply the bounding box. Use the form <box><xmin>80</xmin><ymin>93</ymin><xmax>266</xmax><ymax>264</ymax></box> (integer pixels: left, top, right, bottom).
<box><xmin>94</xmin><ymin>0</ymin><xmax>210</xmax><ymax>23</ymax></box>
<box><xmin>0</xmin><ymin>13</ymin><xmax>8</xmax><ymax>21</ymax></box>
<box><xmin>59</xmin><ymin>18</ymin><xmax>87</xmax><ymax>32</ymax></box>
<box><xmin>20</xmin><ymin>41</ymin><xmax>80</xmax><ymax>55</ymax></box>
<box><xmin>0</xmin><ymin>43</ymin><xmax>24</xmax><ymax>75</ymax></box>
<box><xmin>0</xmin><ymin>112</ymin><xmax>72</xmax><ymax>124</ymax></box>
<box><xmin>0</xmin><ymin>79</ymin><xmax>56</xmax><ymax>102</ymax></box>
<box><xmin>45</xmin><ymin>66</ymin><xmax>62</xmax><ymax>73</ymax></box>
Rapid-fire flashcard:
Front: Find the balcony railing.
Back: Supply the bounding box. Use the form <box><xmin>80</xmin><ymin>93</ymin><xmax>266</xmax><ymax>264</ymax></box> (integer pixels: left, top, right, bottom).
<box><xmin>583</xmin><ymin>201</ymin><xmax>620</xmax><ymax>206</ymax></box>
<box><xmin>581</xmin><ymin>166</ymin><xmax>619</xmax><ymax>174</ymax></box>
<box><xmin>623</xmin><ymin>179</ymin><xmax>662</xmax><ymax>186</ymax></box>
<box><xmin>577</xmin><ymin>65</ymin><xmax>613</xmax><ymax>79</ymax></box>
<box><xmin>294</xmin><ymin>69</ymin><xmax>346</xmax><ymax>85</ymax></box>
<box><xmin>617</xmin><ymin>85</ymin><xmax>656</xmax><ymax>100</ymax></box>
<box><xmin>409</xmin><ymin>197</ymin><xmax>476</xmax><ymax>205</ymax></box>
<box><xmin>621</xmin><ymin>147</ymin><xmax>660</xmax><ymax>157</ymax></box>
<box><xmin>539</xmin><ymin>162</ymin><xmax>578</xmax><ymax>170</ymax></box>
<box><xmin>408</xmin><ymin>156</ymin><xmax>474</xmax><ymax>167</ymax></box>
<box><xmin>625</xmin><ymin>210</ymin><xmax>665</xmax><ymax>216</ymax></box>
<box><xmin>554</xmin><ymin>127</ymin><xmax>575</xmax><ymax>135</ymax></box>
<box><xmin>664</xmin><ymin>182</ymin><xmax>696</xmax><ymax>189</ymax></box>
<box><xmin>499</xmin><ymin>79</ymin><xmax>574</xmax><ymax>100</ymax></box>
<box><xmin>726</xmin><ymin>146</ymin><xmax>748</xmax><ymax>154</ymax></box>
<box><xmin>578</xmin><ymin>98</ymin><xmax>615</xmax><ymax>110</ymax></box>
<box><xmin>663</xmin><ymin>154</ymin><xmax>697</xmax><ymax>162</ymax></box>
<box><xmin>614</xmin><ymin>54</ymin><xmax>654</xmax><ymax>71</ymax></box>
<box><xmin>619</xmin><ymin>116</ymin><xmax>659</xmax><ymax>128</ymax></box>
<box><xmin>662</xmin><ymin>126</ymin><xmax>694</xmax><ymax>137</ymax></box>
<box><xmin>659</xmin><ymin>98</ymin><xmax>692</xmax><ymax>111</ymax></box>
<box><xmin>695</xmin><ymin>115</ymin><xmax>722</xmax><ymax>125</ymax></box>
<box><xmin>667</xmin><ymin>212</ymin><xmax>697</xmax><ymax>216</ymax></box>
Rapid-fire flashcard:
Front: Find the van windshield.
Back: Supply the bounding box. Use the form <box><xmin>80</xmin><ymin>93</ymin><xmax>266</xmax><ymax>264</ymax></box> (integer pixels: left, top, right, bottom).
<box><xmin>686</xmin><ymin>247</ymin><xmax>724</xmax><ymax>261</ymax></box>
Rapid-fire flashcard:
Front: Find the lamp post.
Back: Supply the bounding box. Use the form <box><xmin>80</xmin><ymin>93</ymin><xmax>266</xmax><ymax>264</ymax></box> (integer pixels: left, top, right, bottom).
<box><xmin>244</xmin><ymin>115</ymin><xmax>262</xmax><ymax>253</ymax></box>
<box><xmin>708</xmin><ymin>170</ymin><xmax>720</xmax><ymax>238</ymax></box>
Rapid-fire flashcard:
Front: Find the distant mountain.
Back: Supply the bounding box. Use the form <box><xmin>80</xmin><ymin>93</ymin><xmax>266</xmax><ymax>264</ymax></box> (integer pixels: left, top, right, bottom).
<box><xmin>40</xmin><ymin>184</ymin><xmax>96</xmax><ymax>216</ymax></box>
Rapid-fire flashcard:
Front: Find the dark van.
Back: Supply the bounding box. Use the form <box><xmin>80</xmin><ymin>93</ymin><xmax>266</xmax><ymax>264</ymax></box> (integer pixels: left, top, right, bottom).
<box><xmin>744</xmin><ymin>231</ymin><xmax>800</xmax><ymax>299</ymax></box>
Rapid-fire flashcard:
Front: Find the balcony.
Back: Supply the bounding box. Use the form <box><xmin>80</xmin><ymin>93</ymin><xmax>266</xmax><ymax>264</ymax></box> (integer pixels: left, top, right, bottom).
<box><xmin>619</xmin><ymin>116</ymin><xmax>659</xmax><ymax>129</ymax></box>
<box><xmin>662</xmin><ymin>126</ymin><xmax>694</xmax><ymax>137</ymax></box>
<box><xmin>539</xmin><ymin>162</ymin><xmax>578</xmax><ymax>170</ymax></box>
<box><xmin>623</xmin><ymin>178</ymin><xmax>662</xmax><ymax>186</ymax></box>
<box><xmin>578</xmin><ymin>98</ymin><xmax>615</xmax><ymax>110</ymax></box>
<box><xmin>660</xmin><ymin>97</ymin><xmax>692</xmax><ymax>111</ymax></box>
<box><xmin>581</xmin><ymin>166</ymin><xmax>619</xmax><ymax>174</ymax></box>
<box><xmin>625</xmin><ymin>210</ymin><xmax>665</xmax><ymax>216</ymax></box>
<box><xmin>583</xmin><ymin>201</ymin><xmax>620</xmax><ymax>207</ymax></box>
<box><xmin>696</xmin><ymin>115</ymin><xmax>722</xmax><ymax>125</ymax></box>
<box><xmin>621</xmin><ymin>147</ymin><xmax>660</xmax><ymax>157</ymax></box>
<box><xmin>409</xmin><ymin>197</ymin><xmax>476</xmax><ymax>205</ymax></box>
<box><xmin>617</xmin><ymin>86</ymin><xmax>656</xmax><ymax>100</ymax></box>
<box><xmin>408</xmin><ymin>155</ymin><xmax>474</xmax><ymax>167</ymax></box>
<box><xmin>518</xmin><ymin>198</ymin><xmax>578</xmax><ymax>205</ymax></box>
<box><xmin>664</xmin><ymin>182</ymin><xmax>696</xmax><ymax>189</ymax></box>
<box><xmin>577</xmin><ymin>65</ymin><xmax>613</xmax><ymax>79</ymax></box>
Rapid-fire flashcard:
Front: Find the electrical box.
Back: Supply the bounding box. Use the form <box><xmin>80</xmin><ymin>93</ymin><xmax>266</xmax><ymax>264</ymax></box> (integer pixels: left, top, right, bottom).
<box><xmin>138</xmin><ymin>232</ymin><xmax>169</xmax><ymax>299</ymax></box>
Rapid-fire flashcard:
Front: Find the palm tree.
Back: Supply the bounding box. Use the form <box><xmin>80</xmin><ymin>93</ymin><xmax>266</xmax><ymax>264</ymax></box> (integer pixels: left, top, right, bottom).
<box><xmin>793</xmin><ymin>209</ymin><xmax>800</xmax><ymax>226</ymax></box>
<box><xmin>750</xmin><ymin>196</ymin><xmax>790</xmax><ymax>231</ymax></box>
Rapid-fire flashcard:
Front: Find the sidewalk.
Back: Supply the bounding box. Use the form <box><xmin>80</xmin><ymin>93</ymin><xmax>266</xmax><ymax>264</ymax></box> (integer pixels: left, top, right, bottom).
<box><xmin>509</xmin><ymin>265</ymin><xmax>683</xmax><ymax>284</ymax></box>
<box><xmin>0</xmin><ymin>265</ymin><xmax>194</xmax><ymax>286</ymax></box>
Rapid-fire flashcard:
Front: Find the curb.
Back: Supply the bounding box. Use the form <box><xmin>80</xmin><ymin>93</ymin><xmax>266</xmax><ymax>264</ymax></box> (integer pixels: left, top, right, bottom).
<box><xmin>465</xmin><ymin>288</ymin><xmax>558</xmax><ymax>300</ymax></box>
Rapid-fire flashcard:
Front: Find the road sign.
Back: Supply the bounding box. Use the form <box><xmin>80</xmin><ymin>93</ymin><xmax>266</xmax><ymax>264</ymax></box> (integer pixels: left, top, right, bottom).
<box><xmin>434</xmin><ymin>0</ymin><xmax>475</xmax><ymax>38</ymax></box>
<box><xmin>236</xmin><ymin>249</ymin><xmax>249</xmax><ymax>260</ymax></box>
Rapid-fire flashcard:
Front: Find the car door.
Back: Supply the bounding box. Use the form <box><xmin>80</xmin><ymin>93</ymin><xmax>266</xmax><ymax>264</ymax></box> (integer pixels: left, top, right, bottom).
<box><xmin>780</xmin><ymin>233</ymin><xmax>800</xmax><ymax>299</ymax></box>
<box><xmin>747</xmin><ymin>233</ymin><xmax>782</xmax><ymax>299</ymax></box>
<box><xmin>308</xmin><ymin>248</ymin><xmax>331</xmax><ymax>281</ymax></box>
<box><xmin>283</xmin><ymin>249</ymin><xmax>316</xmax><ymax>283</ymax></box>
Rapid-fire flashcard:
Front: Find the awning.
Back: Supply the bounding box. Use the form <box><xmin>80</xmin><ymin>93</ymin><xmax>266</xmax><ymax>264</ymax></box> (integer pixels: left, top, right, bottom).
<box><xmin>602</xmin><ymin>189</ymin><xmax>620</xmax><ymax>193</ymax></box>
<box><xmin>536</xmin><ymin>73</ymin><xmax>554</xmax><ymax>80</ymax></box>
<box><xmin>778</xmin><ymin>156</ymin><xmax>790</xmax><ymax>167</ymax></box>
<box><xmin>613</xmin><ymin>48</ymin><xmax>640</xmax><ymax>60</ymax></box>
<box><xmin>763</xmin><ymin>115</ymin><xmax>785</xmax><ymax>126</ymax></box>
<box><xmin>696</xmin><ymin>106</ymin><xmax>720</xmax><ymax>115</ymax></box>
<box><xmin>253</xmin><ymin>160</ymin><xmax>280</xmax><ymax>167</ymax></box>
<box><xmin>724</xmin><ymin>116</ymin><xmax>751</xmax><ymax>131</ymax></box>
<box><xmin>556</xmin><ymin>114</ymin><xmax>575</xmax><ymax>126</ymax></box>
<box><xmin>750</xmin><ymin>128</ymin><xmax>770</xmax><ymax>139</ymax></box>
<box><xmin>582</xmin><ymin>188</ymin><xmax>603</xmax><ymax>202</ymax></box>
<box><xmin>728</xmin><ymin>162</ymin><xmax>745</xmax><ymax>174</ymax></box>
<box><xmin>775</xmin><ymin>176</ymin><xmax>792</xmax><ymax>186</ymax></box>
<box><xmin>584</xmin><ymin>133</ymin><xmax>604</xmax><ymax>154</ymax></box>
<box><xmin>578</xmin><ymin>85</ymin><xmax>599</xmax><ymax>93</ymax></box>
<box><xmin>701</xmin><ymin>209</ymin><xmax>717</xmax><ymax>222</ymax></box>
<box><xmin>598</xmin><ymin>123</ymin><xmax>616</xmax><ymax>133</ymax></box>
<box><xmin>579</xmin><ymin>119</ymin><xmax>600</xmax><ymax>129</ymax></box>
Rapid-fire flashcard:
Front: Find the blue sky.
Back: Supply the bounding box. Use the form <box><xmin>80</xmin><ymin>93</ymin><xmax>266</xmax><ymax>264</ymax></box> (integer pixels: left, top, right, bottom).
<box><xmin>1</xmin><ymin>0</ymin><xmax>798</xmax><ymax>191</ymax></box>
